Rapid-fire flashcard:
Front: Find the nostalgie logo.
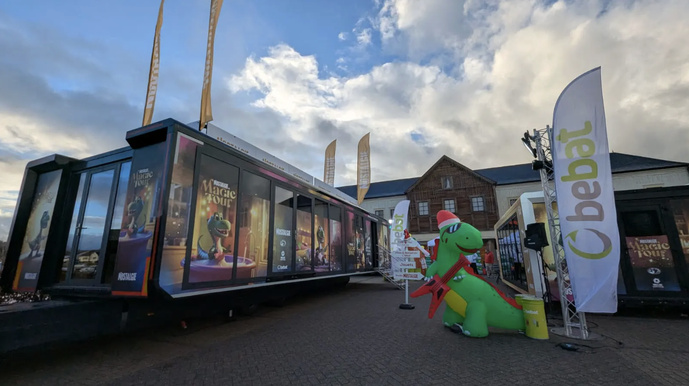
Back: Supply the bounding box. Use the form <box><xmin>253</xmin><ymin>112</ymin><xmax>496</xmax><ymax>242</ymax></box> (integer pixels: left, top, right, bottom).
<box><xmin>556</xmin><ymin>121</ymin><xmax>614</xmax><ymax>260</ymax></box>
<box><xmin>134</xmin><ymin>168</ymin><xmax>154</xmax><ymax>188</ymax></box>
<box><xmin>201</xmin><ymin>178</ymin><xmax>237</xmax><ymax>207</ymax></box>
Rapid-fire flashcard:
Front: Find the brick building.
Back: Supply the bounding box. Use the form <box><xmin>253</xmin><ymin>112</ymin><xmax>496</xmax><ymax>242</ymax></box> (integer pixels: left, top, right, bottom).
<box><xmin>404</xmin><ymin>156</ymin><xmax>499</xmax><ymax>243</ymax></box>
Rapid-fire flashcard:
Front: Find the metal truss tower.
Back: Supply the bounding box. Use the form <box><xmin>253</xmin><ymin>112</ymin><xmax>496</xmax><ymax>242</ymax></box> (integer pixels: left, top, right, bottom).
<box><xmin>532</xmin><ymin>127</ymin><xmax>589</xmax><ymax>339</ymax></box>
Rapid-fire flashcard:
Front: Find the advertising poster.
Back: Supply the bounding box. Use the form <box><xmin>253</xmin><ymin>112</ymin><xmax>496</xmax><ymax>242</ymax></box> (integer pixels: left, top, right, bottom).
<box><xmin>13</xmin><ymin>170</ymin><xmax>61</xmax><ymax>291</ymax></box>
<box><xmin>111</xmin><ymin>142</ymin><xmax>166</xmax><ymax>295</ymax></box>
<box><xmin>188</xmin><ymin>155</ymin><xmax>240</xmax><ymax>284</ymax></box>
<box><xmin>626</xmin><ymin>236</ymin><xmax>680</xmax><ymax>292</ymax></box>
<box><xmin>295</xmin><ymin>195</ymin><xmax>313</xmax><ymax>271</ymax></box>
<box><xmin>314</xmin><ymin>201</ymin><xmax>330</xmax><ymax>272</ymax></box>
<box><xmin>329</xmin><ymin>207</ymin><xmax>343</xmax><ymax>272</ymax></box>
<box><xmin>552</xmin><ymin>67</ymin><xmax>620</xmax><ymax>312</ymax></box>
<box><xmin>345</xmin><ymin>211</ymin><xmax>357</xmax><ymax>271</ymax></box>
<box><xmin>365</xmin><ymin>220</ymin><xmax>372</xmax><ymax>269</ymax></box>
<box><xmin>236</xmin><ymin>171</ymin><xmax>270</xmax><ymax>279</ymax></box>
<box><xmin>670</xmin><ymin>198</ymin><xmax>689</xmax><ymax>265</ymax></box>
<box><xmin>159</xmin><ymin>134</ymin><xmax>200</xmax><ymax>294</ymax></box>
<box><xmin>272</xmin><ymin>186</ymin><xmax>293</xmax><ymax>273</ymax></box>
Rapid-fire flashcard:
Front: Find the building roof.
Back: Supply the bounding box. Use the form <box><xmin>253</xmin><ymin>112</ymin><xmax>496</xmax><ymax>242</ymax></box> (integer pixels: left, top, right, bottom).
<box><xmin>336</xmin><ymin>153</ymin><xmax>687</xmax><ymax>200</ymax></box>
<box><xmin>337</xmin><ymin>177</ymin><xmax>418</xmax><ymax>199</ymax></box>
<box><xmin>476</xmin><ymin>152</ymin><xmax>688</xmax><ymax>185</ymax></box>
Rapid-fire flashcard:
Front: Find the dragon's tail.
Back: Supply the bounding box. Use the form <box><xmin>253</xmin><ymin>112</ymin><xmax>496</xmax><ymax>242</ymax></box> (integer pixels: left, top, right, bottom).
<box><xmin>197</xmin><ymin>235</ymin><xmax>209</xmax><ymax>260</ymax></box>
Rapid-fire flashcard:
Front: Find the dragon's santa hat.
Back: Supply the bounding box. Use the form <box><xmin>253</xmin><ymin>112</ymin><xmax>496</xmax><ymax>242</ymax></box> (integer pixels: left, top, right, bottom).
<box><xmin>437</xmin><ymin>210</ymin><xmax>460</xmax><ymax>230</ymax></box>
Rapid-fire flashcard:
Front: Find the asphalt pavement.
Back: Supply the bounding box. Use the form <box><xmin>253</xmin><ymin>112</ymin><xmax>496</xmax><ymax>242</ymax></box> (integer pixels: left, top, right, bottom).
<box><xmin>1</xmin><ymin>274</ymin><xmax>688</xmax><ymax>385</ymax></box>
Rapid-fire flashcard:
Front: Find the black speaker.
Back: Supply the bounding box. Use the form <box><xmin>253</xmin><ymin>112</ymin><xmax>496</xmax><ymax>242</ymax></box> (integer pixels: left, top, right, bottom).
<box><xmin>524</xmin><ymin>222</ymin><xmax>549</xmax><ymax>251</ymax></box>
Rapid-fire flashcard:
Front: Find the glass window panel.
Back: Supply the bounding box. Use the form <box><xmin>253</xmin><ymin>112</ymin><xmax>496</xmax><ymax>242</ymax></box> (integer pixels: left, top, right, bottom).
<box><xmin>272</xmin><ymin>186</ymin><xmax>294</xmax><ymax>273</ymax></box>
<box><xmin>71</xmin><ymin>169</ymin><xmax>115</xmax><ymax>280</ymax></box>
<box><xmin>102</xmin><ymin>162</ymin><xmax>131</xmax><ymax>284</ymax></box>
<box><xmin>365</xmin><ymin>220</ymin><xmax>372</xmax><ymax>269</ymax></box>
<box><xmin>296</xmin><ymin>194</ymin><xmax>313</xmax><ymax>271</ymax></box>
<box><xmin>472</xmin><ymin>197</ymin><xmax>485</xmax><ymax>212</ymax></box>
<box><xmin>237</xmin><ymin>171</ymin><xmax>271</xmax><ymax>278</ymax></box>
<box><xmin>314</xmin><ymin>200</ymin><xmax>329</xmax><ymax>272</ymax></box>
<box><xmin>418</xmin><ymin>202</ymin><xmax>429</xmax><ymax>216</ymax></box>
<box><xmin>61</xmin><ymin>173</ymin><xmax>86</xmax><ymax>282</ymax></box>
<box><xmin>189</xmin><ymin>155</ymin><xmax>240</xmax><ymax>284</ymax></box>
<box><xmin>329</xmin><ymin>206</ymin><xmax>343</xmax><ymax>272</ymax></box>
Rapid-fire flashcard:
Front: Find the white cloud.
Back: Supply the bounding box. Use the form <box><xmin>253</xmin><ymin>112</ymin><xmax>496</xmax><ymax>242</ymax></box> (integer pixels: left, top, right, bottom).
<box><xmin>338</xmin><ymin>32</ymin><xmax>348</xmax><ymax>41</ymax></box>
<box><xmin>355</xmin><ymin>28</ymin><xmax>372</xmax><ymax>46</ymax></box>
<box><xmin>228</xmin><ymin>0</ymin><xmax>689</xmax><ymax>189</ymax></box>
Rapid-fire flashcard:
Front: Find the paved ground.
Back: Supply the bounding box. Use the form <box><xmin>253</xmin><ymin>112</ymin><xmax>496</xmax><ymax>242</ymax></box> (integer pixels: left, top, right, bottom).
<box><xmin>1</xmin><ymin>275</ymin><xmax>688</xmax><ymax>385</ymax></box>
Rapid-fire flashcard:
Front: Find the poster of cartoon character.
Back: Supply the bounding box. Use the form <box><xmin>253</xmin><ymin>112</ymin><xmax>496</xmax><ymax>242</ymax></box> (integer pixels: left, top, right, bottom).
<box><xmin>111</xmin><ymin>142</ymin><xmax>166</xmax><ymax>295</ymax></box>
<box><xmin>186</xmin><ymin>154</ymin><xmax>240</xmax><ymax>284</ymax></box>
<box><xmin>13</xmin><ymin>170</ymin><xmax>61</xmax><ymax>292</ymax></box>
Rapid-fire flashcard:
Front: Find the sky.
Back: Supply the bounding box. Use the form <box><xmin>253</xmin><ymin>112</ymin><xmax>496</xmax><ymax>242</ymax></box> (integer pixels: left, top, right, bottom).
<box><xmin>1</xmin><ymin>0</ymin><xmax>689</xmax><ymax>241</ymax></box>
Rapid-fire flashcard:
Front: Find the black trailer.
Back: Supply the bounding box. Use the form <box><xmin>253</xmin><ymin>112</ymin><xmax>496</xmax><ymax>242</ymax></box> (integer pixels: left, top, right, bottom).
<box><xmin>1</xmin><ymin>119</ymin><xmax>390</xmax><ymax>348</ymax></box>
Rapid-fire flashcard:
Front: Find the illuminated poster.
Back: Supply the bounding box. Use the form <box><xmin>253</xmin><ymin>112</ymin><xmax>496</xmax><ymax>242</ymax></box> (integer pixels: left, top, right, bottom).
<box><xmin>236</xmin><ymin>171</ymin><xmax>270</xmax><ymax>279</ymax></box>
<box><xmin>187</xmin><ymin>155</ymin><xmax>240</xmax><ymax>284</ymax></box>
<box><xmin>159</xmin><ymin>134</ymin><xmax>200</xmax><ymax>294</ymax></box>
<box><xmin>345</xmin><ymin>211</ymin><xmax>356</xmax><ymax>271</ymax></box>
<box><xmin>13</xmin><ymin>170</ymin><xmax>61</xmax><ymax>292</ymax></box>
<box><xmin>296</xmin><ymin>195</ymin><xmax>313</xmax><ymax>271</ymax></box>
<box><xmin>364</xmin><ymin>220</ymin><xmax>372</xmax><ymax>269</ymax></box>
<box><xmin>670</xmin><ymin>198</ymin><xmax>689</xmax><ymax>265</ymax></box>
<box><xmin>626</xmin><ymin>236</ymin><xmax>680</xmax><ymax>292</ymax></box>
<box><xmin>314</xmin><ymin>200</ymin><xmax>330</xmax><ymax>272</ymax></box>
<box><xmin>272</xmin><ymin>186</ymin><xmax>293</xmax><ymax>273</ymax></box>
<box><xmin>111</xmin><ymin>142</ymin><xmax>166</xmax><ymax>295</ymax></box>
<box><xmin>329</xmin><ymin>207</ymin><xmax>343</xmax><ymax>272</ymax></box>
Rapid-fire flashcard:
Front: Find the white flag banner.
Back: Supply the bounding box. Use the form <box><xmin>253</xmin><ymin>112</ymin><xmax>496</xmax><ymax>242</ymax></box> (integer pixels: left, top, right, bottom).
<box><xmin>390</xmin><ymin>200</ymin><xmax>410</xmax><ymax>279</ymax></box>
<box><xmin>552</xmin><ymin>67</ymin><xmax>620</xmax><ymax>313</ymax></box>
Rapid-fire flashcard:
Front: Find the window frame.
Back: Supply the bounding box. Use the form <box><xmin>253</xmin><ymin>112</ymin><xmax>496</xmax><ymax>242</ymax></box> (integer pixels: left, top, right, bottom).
<box><xmin>471</xmin><ymin>196</ymin><xmax>485</xmax><ymax>212</ymax></box>
<box><xmin>418</xmin><ymin>201</ymin><xmax>429</xmax><ymax>216</ymax></box>
<box><xmin>443</xmin><ymin>199</ymin><xmax>456</xmax><ymax>213</ymax></box>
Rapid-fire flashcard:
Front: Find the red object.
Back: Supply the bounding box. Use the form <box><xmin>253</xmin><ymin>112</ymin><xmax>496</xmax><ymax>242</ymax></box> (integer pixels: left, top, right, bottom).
<box><xmin>411</xmin><ymin>255</ymin><xmax>471</xmax><ymax>318</ymax></box>
<box><xmin>484</xmin><ymin>251</ymin><xmax>495</xmax><ymax>265</ymax></box>
<box><xmin>437</xmin><ymin>210</ymin><xmax>460</xmax><ymax>230</ymax></box>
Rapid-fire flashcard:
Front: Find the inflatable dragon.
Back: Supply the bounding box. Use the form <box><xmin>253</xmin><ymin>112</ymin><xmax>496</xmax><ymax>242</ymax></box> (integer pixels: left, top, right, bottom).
<box><xmin>197</xmin><ymin>212</ymin><xmax>232</xmax><ymax>263</ymax></box>
<box><xmin>27</xmin><ymin>210</ymin><xmax>50</xmax><ymax>258</ymax></box>
<box><xmin>411</xmin><ymin>210</ymin><xmax>525</xmax><ymax>338</ymax></box>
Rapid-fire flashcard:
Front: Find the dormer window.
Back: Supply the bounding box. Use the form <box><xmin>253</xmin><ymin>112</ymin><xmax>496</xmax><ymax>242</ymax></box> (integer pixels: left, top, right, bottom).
<box><xmin>441</xmin><ymin>176</ymin><xmax>453</xmax><ymax>190</ymax></box>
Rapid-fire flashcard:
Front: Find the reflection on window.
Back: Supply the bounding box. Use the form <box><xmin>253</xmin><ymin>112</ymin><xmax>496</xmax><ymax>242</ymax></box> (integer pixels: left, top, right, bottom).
<box><xmin>103</xmin><ymin>162</ymin><xmax>131</xmax><ymax>284</ymax></box>
<box><xmin>272</xmin><ymin>186</ymin><xmax>294</xmax><ymax>273</ymax></box>
<box><xmin>418</xmin><ymin>201</ymin><xmax>429</xmax><ymax>216</ymax></box>
<box><xmin>296</xmin><ymin>194</ymin><xmax>313</xmax><ymax>271</ymax></box>
<box><xmin>509</xmin><ymin>198</ymin><xmax>518</xmax><ymax>207</ymax></box>
<box><xmin>314</xmin><ymin>200</ymin><xmax>330</xmax><ymax>272</ymax></box>
<box><xmin>441</xmin><ymin>176</ymin><xmax>453</xmax><ymax>189</ymax></box>
<box><xmin>238</xmin><ymin>171</ymin><xmax>270</xmax><ymax>278</ymax></box>
<box><xmin>345</xmin><ymin>211</ymin><xmax>356</xmax><ymax>271</ymax></box>
<box><xmin>443</xmin><ymin>199</ymin><xmax>455</xmax><ymax>213</ymax></box>
<box><xmin>671</xmin><ymin>199</ymin><xmax>689</xmax><ymax>265</ymax></box>
<box><xmin>71</xmin><ymin>169</ymin><xmax>115</xmax><ymax>280</ymax></box>
<box><xmin>471</xmin><ymin>196</ymin><xmax>485</xmax><ymax>212</ymax></box>
<box><xmin>375</xmin><ymin>209</ymin><xmax>384</xmax><ymax>217</ymax></box>
<box><xmin>355</xmin><ymin>215</ymin><xmax>365</xmax><ymax>271</ymax></box>
<box><xmin>61</xmin><ymin>173</ymin><xmax>87</xmax><ymax>282</ymax></box>
<box><xmin>365</xmin><ymin>220</ymin><xmax>372</xmax><ymax>269</ymax></box>
<box><xmin>330</xmin><ymin>206</ymin><xmax>343</xmax><ymax>272</ymax></box>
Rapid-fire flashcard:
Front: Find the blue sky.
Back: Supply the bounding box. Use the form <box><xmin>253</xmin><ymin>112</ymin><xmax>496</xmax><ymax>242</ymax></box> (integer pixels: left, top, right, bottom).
<box><xmin>1</xmin><ymin>0</ymin><xmax>689</xmax><ymax>241</ymax></box>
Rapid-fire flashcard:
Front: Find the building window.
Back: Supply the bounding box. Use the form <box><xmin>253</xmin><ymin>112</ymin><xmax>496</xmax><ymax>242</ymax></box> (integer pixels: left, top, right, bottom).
<box><xmin>418</xmin><ymin>201</ymin><xmax>429</xmax><ymax>216</ymax></box>
<box><xmin>472</xmin><ymin>196</ymin><xmax>485</xmax><ymax>212</ymax></box>
<box><xmin>509</xmin><ymin>198</ymin><xmax>518</xmax><ymax>207</ymax></box>
<box><xmin>443</xmin><ymin>199</ymin><xmax>456</xmax><ymax>213</ymax></box>
<box><xmin>441</xmin><ymin>176</ymin><xmax>453</xmax><ymax>190</ymax></box>
<box><xmin>375</xmin><ymin>209</ymin><xmax>384</xmax><ymax>217</ymax></box>
<box><xmin>390</xmin><ymin>208</ymin><xmax>395</xmax><ymax>219</ymax></box>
